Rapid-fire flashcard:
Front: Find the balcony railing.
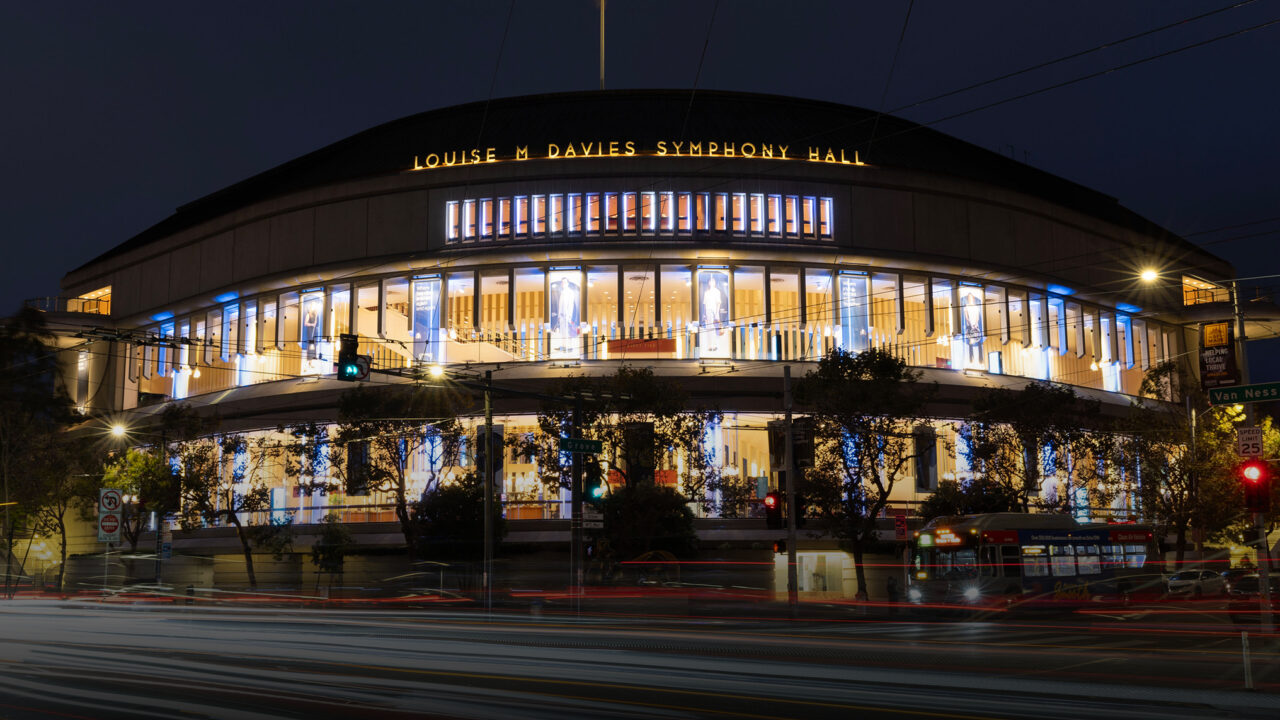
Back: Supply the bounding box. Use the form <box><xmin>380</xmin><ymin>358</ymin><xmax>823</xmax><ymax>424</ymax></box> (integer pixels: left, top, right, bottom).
<box><xmin>25</xmin><ymin>296</ymin><xmax>109</xmax><ymax>315</ymax></box>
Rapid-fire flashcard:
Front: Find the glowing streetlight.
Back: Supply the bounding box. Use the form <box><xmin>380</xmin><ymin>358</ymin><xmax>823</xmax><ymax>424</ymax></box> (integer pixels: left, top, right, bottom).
<box><xmin>428</xmin><ymin>364</ymin><xmax>445</xmax><ymax>379</ymax></box>
<box><xmin>110</xmin><ymin>424</ymin><xmax>127</xmax><ymax>439</ymax></box>
<box><xmin>1139</xmin><ymin>268</ymin><xmax>1159</xmax><ymax>283</ymax></box>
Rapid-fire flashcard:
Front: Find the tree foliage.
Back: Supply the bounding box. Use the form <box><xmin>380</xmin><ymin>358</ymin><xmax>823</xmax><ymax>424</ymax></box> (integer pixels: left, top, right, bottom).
<box><xmin>331</xmin><ymin>384</ymin><xmax>467</xmax><ymax>555</ymax></box>
<box><xmin>412</xmin><ymin>472</ymin><xmax>504</xmax><ymax>560</ymax></box>
<box><xmin>958</xmin><ymin>380</ymin><xmax>1109</xmax><ymax>513</ymax></box>
<box><xmin>599</xmin><ymin>482</ymin><xmax>698</xmax><ymax>562</ymax></box>
<box><xmin>917</xmin><ymin>477</ymin><xmax>1022</xmax><ymax>522</ymax></box>
<box><xmin>794</xmin><ymin>348</ymin><xmax>935</xmax><ymax>598</ymax></box>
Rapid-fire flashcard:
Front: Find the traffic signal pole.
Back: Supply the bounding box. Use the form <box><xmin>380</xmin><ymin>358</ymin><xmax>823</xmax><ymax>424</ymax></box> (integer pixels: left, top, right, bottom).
<box><xmin>784</xmin><ymin>366</ymin><xmax>798</xmax><ymax>611</ymax></box>
<box><xmin>483</xmin><ymin>370</ymin><xmax>493</xmax><ymax>614</ymax></box>
<box><xmin>571</xmin><ymin>395</ymin><xmax>584</xmax><ymax>611</ymax></box>
<box><xmin>1256</xmin><ymin>511</ymin><xmax>1274</xmax><ymax>632</ymax></box>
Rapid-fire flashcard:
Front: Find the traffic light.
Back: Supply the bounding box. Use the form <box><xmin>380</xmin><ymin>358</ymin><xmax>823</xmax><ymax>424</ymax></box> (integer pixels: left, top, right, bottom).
<box><xmin>772</xmin><ymin>539</ymin><xmax>787</xmax><ymax>554</ymax></box>
<box><xmin>584</xmin><ymin>476</ymin><xmax>609</xmax><ymax>508</ymax></box>
<box><xmin>1240</xmin><ymin>458</ymin><xmax>1271</xmax><ymax>513</ymax></box>
<box><xmin>473</xmin><ymin>424</ymin><xmax>505</xmax><ymax>474</ymax></box>
<box><xmin>764</xmin><ymin>490</ymin><xmax>783</xmax><ymax>529</ymax></box>
<box><xmin>336</xmin><ymin>333</ymin><xmax>371</xmax><ymax>381</ymax></box>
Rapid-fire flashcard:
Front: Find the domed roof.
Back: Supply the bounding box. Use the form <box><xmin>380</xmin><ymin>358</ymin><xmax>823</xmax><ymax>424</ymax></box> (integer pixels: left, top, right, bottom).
<box><xmin>78</xmin><ymin>89</ymin><xmax>1190</xmax><ymax>271</ymax></box>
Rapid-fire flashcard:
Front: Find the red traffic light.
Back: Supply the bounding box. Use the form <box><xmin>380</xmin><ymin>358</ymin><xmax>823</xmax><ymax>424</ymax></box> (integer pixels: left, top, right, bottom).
<box><xmin>1241</xmin><ymin>459</ymin><xmax>1268</xmax><ymax>483</ymax></box>
<box><xmin>763</xmin><ymin>493</ymin><xmax>779</xmax><ymax>509</ymax></box>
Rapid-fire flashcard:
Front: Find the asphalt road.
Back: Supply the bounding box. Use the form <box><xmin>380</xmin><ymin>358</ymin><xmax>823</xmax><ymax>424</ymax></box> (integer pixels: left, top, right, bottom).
<box><xmin>0</xmin><ymin>600</ymin><xmax>1276</xmax><ymax>720</ymax></box>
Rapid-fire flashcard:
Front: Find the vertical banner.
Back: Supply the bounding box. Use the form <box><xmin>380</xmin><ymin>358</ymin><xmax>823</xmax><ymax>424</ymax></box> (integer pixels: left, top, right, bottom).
<box><xmin>548</xmin><ymin>269</ymin><xmax>583</xmax><ymax>359</ymax></box>
<box><xmin>299</xmin><ymin>291</ymin><xmax>324</xmax><ymax>359</ymax></box>
<box><xmin>412</xmin><ymin>277</ymin><xmax>442</xmax><ymax>363</ymax></box>
<box><xmin>698</xmin><ymin>269</ymin><xmax>731</xmax><ymax>358</ymax></box>
<box><xmin>837</xmin><ymin>272</ymin><xmax>869</xmax><ymax>353</ymax></box>
<box><xmin>1199</xmin><ymin>321</ymin><xmax>1240</xmax><ymax>391</ymax></box>
<box><xmin>959</xmin><ymin>283</ymin><xmax>985</xmax><ymax>368</ymax></box>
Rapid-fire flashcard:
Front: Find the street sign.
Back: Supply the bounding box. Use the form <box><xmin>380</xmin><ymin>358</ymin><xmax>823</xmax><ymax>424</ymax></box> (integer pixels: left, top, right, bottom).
<box><xmin>894</xmin><ymin>515</ymin><xmax>908</xmax><ymax>542</ymax></box>
<box><xmin>583</xmin><ymin>521</ymin><xmax>604</xmax><ymax>529</ymax></box>
<box><xmin>582</xmin><ymin>507</ymin><xmax>603</xmax><ymax>520</ymax></box>
<box><xmin>98</xmin><ymin>488</ymin><xmax>122</xmax><ymax>514</ymax></box>
<box><xmin>98</xmin><ymin>512</ymin><xmax>121</xmax><ymax>543</ymax></box>
<box><xmin>1238</xmin><ymin>427</ymin><xmax>1264</xmax><ymax>458</ymax></box>
<box><xmin>560</xmin><ymin>437</ymin><xmax>603</xmax><ymax>454</ymax></box>
<box><xmin>1209</xmin><ymin>382</ymin><xmax>1280</xmax><ymax>406</ymax></box>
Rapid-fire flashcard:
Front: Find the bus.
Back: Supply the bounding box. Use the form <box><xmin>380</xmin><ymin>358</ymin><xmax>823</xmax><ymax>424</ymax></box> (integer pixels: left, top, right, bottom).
<box><xmin>906</xmin><ymin>513</ymin><xmax>1162</xmax><ymax>608</ymax></box>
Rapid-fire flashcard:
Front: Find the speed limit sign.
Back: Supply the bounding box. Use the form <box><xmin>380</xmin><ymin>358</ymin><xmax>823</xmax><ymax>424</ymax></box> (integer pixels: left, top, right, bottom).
<box><xmin>1237</xmin><ymin>427</ymin><xmax>1263</xmax><ymax>458</ymax></box>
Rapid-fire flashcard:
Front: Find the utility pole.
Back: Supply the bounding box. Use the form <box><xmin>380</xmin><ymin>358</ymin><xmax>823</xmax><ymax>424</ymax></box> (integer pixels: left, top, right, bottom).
<box><xmin>483</xmin><ymin>370</ymin><xmax>493</xmax><ymax>613</ymax></box>
<box><xmin>784</xmin><ymin>366</ymin><xmax>798</xmax><ymax>610</ymax></box>
<box><xmin>571</xmin><ymin>394</ymin><xmax>584</xmax><ymax>611</ymax></box>
<box><xmin>598</xmin><ymin>0</ymin><xmax>606</xmax><ymax>90</ymax></box>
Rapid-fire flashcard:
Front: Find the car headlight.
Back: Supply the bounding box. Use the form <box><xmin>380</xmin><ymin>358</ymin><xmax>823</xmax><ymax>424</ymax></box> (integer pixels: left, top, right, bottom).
<box><xmin>963</xmin><ymin>586</ymin><xmax>981</xmax><ymax>602</ymax></box>
<box><xmin>907</xmin><ymin>587</ymin><xmax>922</xmax><ymax>602</ymax></box>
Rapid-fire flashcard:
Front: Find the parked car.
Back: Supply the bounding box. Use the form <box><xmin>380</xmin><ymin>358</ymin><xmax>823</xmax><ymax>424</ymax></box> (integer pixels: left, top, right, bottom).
<box><xmin>1221</xmin><ymin>568</ymin><xmax>1255</xmax><ymax>593</ymax></box>
<box><xmin>1227</xmin><ymin>574</ymin><xmax>1280</xmax><ymax>624</ymax></box>
<box><xmin>1166</xmin><ymin>569</ymin><xmax>1226</xmax><ymax>597</ymax></box>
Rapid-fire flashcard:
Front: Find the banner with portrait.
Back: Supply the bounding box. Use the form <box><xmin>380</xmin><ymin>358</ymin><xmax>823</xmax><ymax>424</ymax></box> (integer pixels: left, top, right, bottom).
<box><xmin>548</xmin><ymin>269</ymin><xmax>583</xmax><ymax>359</ymax></box>
<box><xmin>412</xmin><ymin>277</ymin><xmax>442</xmax><ymax>363</ymax></box>
<box><xmin>697</xmin><ymin>269</ymin><xmax>731</xmax><ymax>359</ymax></box>
<box><xmin>299</xmin><ymin>290</ymin><xmax>324</xmax><ymax>360</ymax></box>
<box><xmin>959</xmin><ymin>283</ymin><xmax>985</xmax><ymax>368</ymax></box>
<box><xmin>837</xmin><ymin>273</ymin><xmax>869</xmax><ymax>353</ymax></box>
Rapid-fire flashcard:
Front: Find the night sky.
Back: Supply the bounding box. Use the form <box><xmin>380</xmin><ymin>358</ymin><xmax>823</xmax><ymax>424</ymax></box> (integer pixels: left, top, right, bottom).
<box><xmin>3</xmin><ymin>1</ymin><xmax>1278</xmax><ymax>376</ymax></box>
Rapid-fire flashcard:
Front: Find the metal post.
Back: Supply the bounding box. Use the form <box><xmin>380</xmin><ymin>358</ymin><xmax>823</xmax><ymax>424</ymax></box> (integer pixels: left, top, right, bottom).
<box><xmin>784</xmin><ymin>366</ymin><xmax>798</xmax><ymax>610</ymax></box>
<box><xmin>1256</xmin><ymin>512</ymin><xmax>1274</xmax><ymax>633</ymax></box>
<box><xmin>153</xmin><ymin>511</ymin><xmax>162</xmax><ymax>584</ymax></box>
<box><xmin>571</xmin><ymin>395</ymin><xmax>584</xmax><ymax>609</ymax></box>
<box><xmin>598</xmin><ymin>0</ymin><xmax>606</xmax><ymax>91</ymax></box>
<box><xmin>483</xmin><ymin>370</ymin><xmax>493</xmax><ymax>613</ymax></box>
<box><xmin>1242</xmin><ymin>630</ymin><xmax>1254</xmax><ymax>690</ymax></box>
<box><xmin>1232</xmin><ymin>282</ymin><xmax>1253</xmax><ymax>426</ymax></box>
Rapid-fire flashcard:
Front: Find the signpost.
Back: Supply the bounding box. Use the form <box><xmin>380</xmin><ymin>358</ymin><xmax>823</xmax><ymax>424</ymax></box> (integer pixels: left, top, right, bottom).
<box><xmin>559</xmin><ymin>437</ymin><xmax>603</xmax><ymax>454</ymax></box>
<box><xmin>1238</xmin><ymin>427</ymin><xmax>1264</xmax><ymax>458</ymax></box>
<box><xmin>97</xmin><ymin>512</ymin><xmax>121</xmax><ymax>543</ymax></box>
<box><xmin>1208</xmin><ymin>382</ymin><xmax>1280</xmax><ymax>406</ymax></box>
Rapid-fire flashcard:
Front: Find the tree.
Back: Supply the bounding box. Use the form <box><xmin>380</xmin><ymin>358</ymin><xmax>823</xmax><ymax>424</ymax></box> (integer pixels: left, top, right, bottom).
<box><xmin>1123</xmin><ymin>362</ymin><xmax>1244</xmax><ymax>563</ymax></box>
<box><xmin>168</xmin><ymin>406</ymin><xmax>292</xmax><ymax>589</ymax></box>
<box><xmin>23</xmin><ymin>433</ymin><xmax>102</xmax><ymax>592</ymax></box>
<box><xmin>959</xmin><ymin>380</ymin><xmax>1109</xmax><ymax>513</ymax></box>
<box><xmin>518</xmin><ymin>366</ymin><xmax>723</xmax><ymax>510</ymax></box>
<box><xmin>331</xmin><ymin>384</ymin><xmax>466</xmax><ymax>555</ymax></box>
<box><xmin>0</xmin><ymin>308</ymin><xmax>75</xmax><ymax>598</ymax></box>
<box><xmin>412</xmin><ymin>472</ymin><xmax>504</xmax><ymax>560</ymax></box>
<box><xmin>99</xmin><ymin>448</ymin><xmax>176</xmax><ymax>553</ymax></box>
<box><xmin>599</xmin><ymin>482</ymin><xmax>698</xmax><ymax>562</ymax></box>
<box><xmin>795</xmin><ymin>348</ymin><xmax>935</xmax><ymax>599</ymax></box>
<box><xmin>311</xmin><ymin>513</ymin><xmax>355</xmax><ymax>592</ymax></box>
<box><xmin>917</xmin><ymin>476</ymin><xmax>1022</xmax><ymax>522</ymax></box>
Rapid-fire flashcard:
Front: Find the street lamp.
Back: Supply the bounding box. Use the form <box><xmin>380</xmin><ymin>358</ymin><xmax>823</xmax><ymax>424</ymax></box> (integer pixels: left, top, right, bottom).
<box><xmin>110</xmin><ymin>423</ymin><xmax>127</xmax><ymax>439</ymax></box>
<box><xmin>1139</xmin><ymin>268</ymin><xmax>1159</xmax><ymax>283</ymax></box>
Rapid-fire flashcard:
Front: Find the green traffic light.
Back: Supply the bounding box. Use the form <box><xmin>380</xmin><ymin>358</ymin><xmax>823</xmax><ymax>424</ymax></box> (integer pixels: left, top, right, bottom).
<box><xmin>590</xmin><ymin>484</ymin><xmax>605</xmax><ymax>498</ymax></box>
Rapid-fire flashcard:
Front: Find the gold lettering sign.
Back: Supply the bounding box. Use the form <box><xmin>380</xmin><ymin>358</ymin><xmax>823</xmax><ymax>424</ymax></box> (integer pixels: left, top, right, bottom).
<box><xmin>410</xmin><ymin>140</ymin><xmax>865</xmax><ymax>172</ymax></box>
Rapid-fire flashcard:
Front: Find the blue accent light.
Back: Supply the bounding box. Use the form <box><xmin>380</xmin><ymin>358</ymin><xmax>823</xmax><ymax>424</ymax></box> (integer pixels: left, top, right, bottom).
<box><xmin>1047</xmin><ymin>284</ymin><xmax>1074</xmax><ymax>296</ymax></box>
<box><xmin>150</xmin><ymin>311</ymin><xmax>174</xmax><ymax>322</ymax></box>
<box><xmin>213</xmin><ymin>291</ymin><xmax>239</xmax><ymax>303</ymax></box>
<box><xmin>1116</xmin><ymin>302</ymin><xmax>1142</xmax><ymax>314</ymax></box>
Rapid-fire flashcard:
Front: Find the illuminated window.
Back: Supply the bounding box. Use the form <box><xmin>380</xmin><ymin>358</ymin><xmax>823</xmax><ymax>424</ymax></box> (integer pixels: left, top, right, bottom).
<box><xmin>749</xmin><ymin>193</ymin><xmax>764</xmax><ymax>235</ymax></box>
<box><xmin>74</xmin><ymin>286</ymin><xmax>112</xmax><ymax>315</ymax></box>
<box><xmin>731</xmin><ymin>193</ymin><xmax>746</xmax><ymax>234</ymax></box>
<box><xmin>819</xmin><ymin>197</ymin><xmax>833</xmax><ymax>238</ymax></box>
<box><xmin>446</xmin><ymin>201</ymin><xmax>460</xmax><ymax>241</ymax></box>
<box><xmin>623</xmin><ymin>192</ymin><xmax>637</xmax><ymax>232</ymax></box>
<box><xmin>1181</xmin><ymin>275</ymin><xmax>1229</xmax><ymax>305</ymax></box>
<box><xmin>605</xmin><ymin>193</ymin><xmax>619</xmax><ymax>232</ymax></box>
<box><xmin>801</xmin><ymin>196</ymin><xmax>815</xmax><ymax>237</ymax></box>
<box><xmin>514</xmin><ymin>196</ymin><xmax>529</xmax><ymax>236</ymax></box>
<box><xmin>696</xmin><ymin>193</ymin><xmax>710</xmax><ymax>232</ymax></box>
<box><xmin>767</xmin><ymin>195</ymin><xmax>781</xmax><ymax>236</ymax></box>
<box><xmin>586</xmin><ymin>193</ymin><xmax>601</xmax><ymax>234</ymax></box>
<box><xmin>640</xmin><ymin>191</ymin><xmax>656</xmax><ymax>233</ymax></box>
<box><xmin>498</xmin><ymin>198</ymin><xmax>511</xmax><ymax>237</ymax></box>
<box><xmin>549</xmin><ymin>194</ymin><xmax>564</xmax><ymax>234</ymax></box>
<box><xmin>660</xmin><ymin>191</ymin><xmax>674</xmax><ymax>233</ymax></box>
<box><xmin>479</xmin><ymin>199</ymin><xmax>493</xmax><ymax>239</ymax></box>
<box><xmin>713</xmin><ymin>193</ymin><xmax>727</xmax><ymax>232</ymax></box>
<box><xmin>677</xmin><ymin>193</ymin><xmax>692</xmax><ymax>234</ymax></box>
<box><xmin>462</xmin><ymin>199</ymin><xmax>477</xmax><ymax>239</ymax></box>
<box><xmin>532</xmin><ymin>195</ymin><xmax>546</xmax><ymax>235</ymax></box>
<box><xmin>567</xmin><ymin>194</ymin><xmax>582</xmax><ymax>234</ymax></box>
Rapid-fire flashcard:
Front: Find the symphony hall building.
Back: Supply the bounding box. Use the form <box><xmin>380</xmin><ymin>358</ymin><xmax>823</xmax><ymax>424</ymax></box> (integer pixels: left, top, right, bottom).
<box><xmin>45</xmin><ymin>90</ymin><xmax>1235</xmax><ymax>573</ymax></box>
